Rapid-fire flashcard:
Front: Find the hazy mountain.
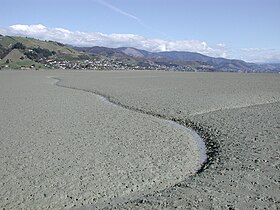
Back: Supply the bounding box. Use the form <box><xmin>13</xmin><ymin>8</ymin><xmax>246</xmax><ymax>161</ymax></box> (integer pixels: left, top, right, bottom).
<box><xmin>75</xmin><ymin>46</ymin><xmax>127</xmax><ymax>58</ymax></box>
<box><xmin>1</xmin><ymin>35</ymin><xmax>279</xmax><ymax>72</ymax></box>
<box><xmin>76</xmin><ymin>46</ymin><xmax>280</xmax><ymax>72</ymax></box>
<box><xmin>74</xmin><ymin>46</ymin><xmax>210</xmax><ymax>71</ymax></box>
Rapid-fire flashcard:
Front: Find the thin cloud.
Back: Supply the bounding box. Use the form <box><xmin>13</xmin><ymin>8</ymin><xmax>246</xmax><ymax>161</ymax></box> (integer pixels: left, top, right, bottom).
<box><xmin>96</xmin><ymin>0</ymin><xmax>167</xmax><ymax>38</ymax></box>
<box><xmin>241</xmin><ymin>48</ymin><xmax>276</xmax><ymax>52</ymax></box>
<box><xmin>97</xmin><ymin>0</ymin><xmax>142</xmax><ymax>24</ymax></box>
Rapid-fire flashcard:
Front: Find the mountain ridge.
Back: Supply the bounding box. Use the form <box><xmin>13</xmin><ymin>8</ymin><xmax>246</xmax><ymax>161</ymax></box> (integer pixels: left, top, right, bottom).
<box><xmin>74</xmin><ymin>46</ymin><xmax>280</xmax><ymax>72</ymax></box>
<box><xmin>1</xmin><ymin>35</ymin><xmax>279</xmax><ymax>72</ymax></box>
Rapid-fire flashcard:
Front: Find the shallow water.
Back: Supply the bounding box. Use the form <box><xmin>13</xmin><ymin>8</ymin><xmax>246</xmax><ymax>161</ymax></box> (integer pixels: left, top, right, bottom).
<box><xmin>168</xmin><ymin>121</ymin><xmax>207</xmax><ymax>167</ymax></box>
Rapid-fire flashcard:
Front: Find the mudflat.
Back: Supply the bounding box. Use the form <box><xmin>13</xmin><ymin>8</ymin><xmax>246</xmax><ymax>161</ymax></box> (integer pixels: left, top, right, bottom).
<box><xmin>0</xmin><ymin>71</ymin><xmax>204</xmax><ymax>209</ymax></box>
<box><xmin>1</xmin><ymin>70</ymin><xmax>279</xmax><ymax>209</ymax></box>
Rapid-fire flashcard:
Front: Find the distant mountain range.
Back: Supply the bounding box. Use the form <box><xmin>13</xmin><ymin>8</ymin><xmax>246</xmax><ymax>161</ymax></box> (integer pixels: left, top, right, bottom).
<box><xmin>74</xmin><ymin>46</ymin><xmax>280</xmax><ymax>73</ymax></box>
<box><xmin>1</xmin><ymin>34</ymin><xmax>279</xmax><ymax>72</ymax></box>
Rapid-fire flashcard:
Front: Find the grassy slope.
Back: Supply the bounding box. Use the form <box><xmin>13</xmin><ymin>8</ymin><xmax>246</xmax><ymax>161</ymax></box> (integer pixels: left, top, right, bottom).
<box><xmin>13</xmin><ymin>37</ymin><xmax>79</xmax><ymax>55</ymax></box>
<box><xmin>0</xmin><ymin>36</ymin><xmax>17</xmax><ymax>48</ymax></box>
<box><xmin>0</xmin><ymin>49</ymin><xmax>42</xmax><ymax>68</ymax></box>
<box><xmin>0</xmin><ymin>36</ymin><xmax>82</xmax><ymax>57</ymax></box>
<box><xmin>0</xmin><ymin>36</ymin><xmax>85</xmax><ymax>69</ymax></box>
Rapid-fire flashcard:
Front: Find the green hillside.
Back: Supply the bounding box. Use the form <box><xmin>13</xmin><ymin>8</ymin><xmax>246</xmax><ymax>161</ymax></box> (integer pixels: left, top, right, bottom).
<box><xmin>0</xmin><ymin>35</ymin><xmax>85</xmax><ymax>69</ymax></box>
<box><xmin>2</xmin><ymin>35</ymin><xmax>278</xmax><ymax>72</ymax></box>
<box><xmin>0</xmin><ymin>36</ymin><xmax>80</xmax><ymax>55</ymax></box>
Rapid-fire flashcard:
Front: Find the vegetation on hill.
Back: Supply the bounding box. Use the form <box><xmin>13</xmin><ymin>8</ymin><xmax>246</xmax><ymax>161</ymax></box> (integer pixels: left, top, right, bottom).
<box><xmin>75</xmin><ymin>46</ymin><xmax>280</xmax><ymax>72</ymax></box>
<box><xmin>0</xmin><ymin>35</ymin><xmax>279</xmax><ymax>72</ymax></box>
<box><xmin>0</xmin><ymin>36</ymin><xmax>87</xmax><ymax>69</ymax></box>
<box><xmin>12</xmin><ymin>42</ymin><xmax>26</xmax><ymax>50</ymax></box>
<box><xmin>24</xmin><ymin>47</ymin><xmax>56</xmax><ymax>61</ymax></box>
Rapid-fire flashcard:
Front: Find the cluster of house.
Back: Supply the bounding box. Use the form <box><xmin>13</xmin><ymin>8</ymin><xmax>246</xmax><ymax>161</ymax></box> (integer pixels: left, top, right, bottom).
<box><xmin>42</xmin><ymin>58</ymin><xmax>198</xmax><ymax>71</ymax></box>
<box><xmin>43</xmin><ymin>59</ymin><xmax>129</xmax><ymax>70</ymax></box>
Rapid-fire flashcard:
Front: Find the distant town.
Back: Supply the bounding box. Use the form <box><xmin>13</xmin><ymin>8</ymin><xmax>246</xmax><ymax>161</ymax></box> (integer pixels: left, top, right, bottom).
<box><xmin>1</xmin><ymin>35</ymin><xmax>279</xmax><ymax>73</ymax></box>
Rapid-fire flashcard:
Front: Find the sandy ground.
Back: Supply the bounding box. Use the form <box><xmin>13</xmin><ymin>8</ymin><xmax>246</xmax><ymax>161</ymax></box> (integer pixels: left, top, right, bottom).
<box><xmin>0</xmin><ymin>71</ymin><xmax>204</xmax><ymax>209</ymax></box>
<box><xmin>56</xmin><ymin>70</ymin><xmax>280</xmax><ymax>209</ymax></box>
<box><xmin>57</xmin><ymin>71</ymin><xmax>280</xmax><ymax>117</ymax></box>
<box><xmin>0</xmin><ymin>71</ymin><xmax>280</xmax><ymax>209</ymax></box>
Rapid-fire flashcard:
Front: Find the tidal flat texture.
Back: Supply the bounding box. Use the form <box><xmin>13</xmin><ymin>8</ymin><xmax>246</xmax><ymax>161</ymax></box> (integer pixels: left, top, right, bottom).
<box><xmin>1</xmin><ymin>70</ymin><xmax>280</xmax><ymax>209</ymax></box>
<box><xmin>0</xmin><ymin>71</ymin><xmax>203</xmax><ymax>209</ymax></box>
<box><xmin>56</xmin><ymin>71</ymin><xmax>280</xmax><ymax>209</ymax></box>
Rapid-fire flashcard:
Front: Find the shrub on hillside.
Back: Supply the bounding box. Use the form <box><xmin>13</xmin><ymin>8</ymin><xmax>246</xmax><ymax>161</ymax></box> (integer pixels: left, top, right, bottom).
<box><xmin>0</xmin><ymin>45</ymin><xmax>9</xmax><ymax>59</ymax></box>
<box><xmin>12</xmin><ymin>42</ymin><xmax>26</xmax><ymax>50</ymax></box>
<box><xmin>24</xmin><ymin>47</ymin><xmax>56</xmax><ymax>61</ymax></box>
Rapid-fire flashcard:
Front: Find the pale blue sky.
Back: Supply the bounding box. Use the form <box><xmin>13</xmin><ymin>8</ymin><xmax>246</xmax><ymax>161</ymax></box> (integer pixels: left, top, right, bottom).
<box><xmin>0</xmin><ymin>0</ymin><xmax>279</xmax><ymax>62</ymax></box>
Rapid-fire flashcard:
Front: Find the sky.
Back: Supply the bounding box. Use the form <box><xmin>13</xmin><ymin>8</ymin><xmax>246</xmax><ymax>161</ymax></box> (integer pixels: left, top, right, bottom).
<box><xmin>0</xmin><ymin>0</ymin><xmax>279</xmax><ymax>63</ymax></box>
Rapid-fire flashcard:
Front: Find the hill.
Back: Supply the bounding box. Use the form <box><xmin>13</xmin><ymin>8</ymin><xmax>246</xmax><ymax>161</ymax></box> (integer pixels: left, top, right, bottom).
<box><xmin>0</xmin><ymin>36</ymin><xmax>144</xmax><ymax>70</ymax></box>
<box><xmin>74</xmin><ymin>46</ymin><xmax>213</xmax><ymax>71</ymax></box>
<box><xmin>1</xmin><ymin>35</ymin><xmax>279</xmax><ymax>72</ymax></box>
<box><xmin>0</xmin><ymin>36</ymin><xmax>88</xmax><ymax>69</ymax></box>
<box><xmin>155</xmin><ymin>51</ymin><xmax>259</xmax><ymax>72</ymax></box>
<box><xmin>75</xmin><ymin>46</ymin><xmax>280</xmax><ymax>72</ymax></box>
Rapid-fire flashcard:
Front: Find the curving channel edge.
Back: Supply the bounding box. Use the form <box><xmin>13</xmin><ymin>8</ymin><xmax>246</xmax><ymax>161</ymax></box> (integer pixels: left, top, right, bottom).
<box><xmin>51</xmin><ymin>76</ymin><xmax>220</xmax><ymax>175</ymax></box>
